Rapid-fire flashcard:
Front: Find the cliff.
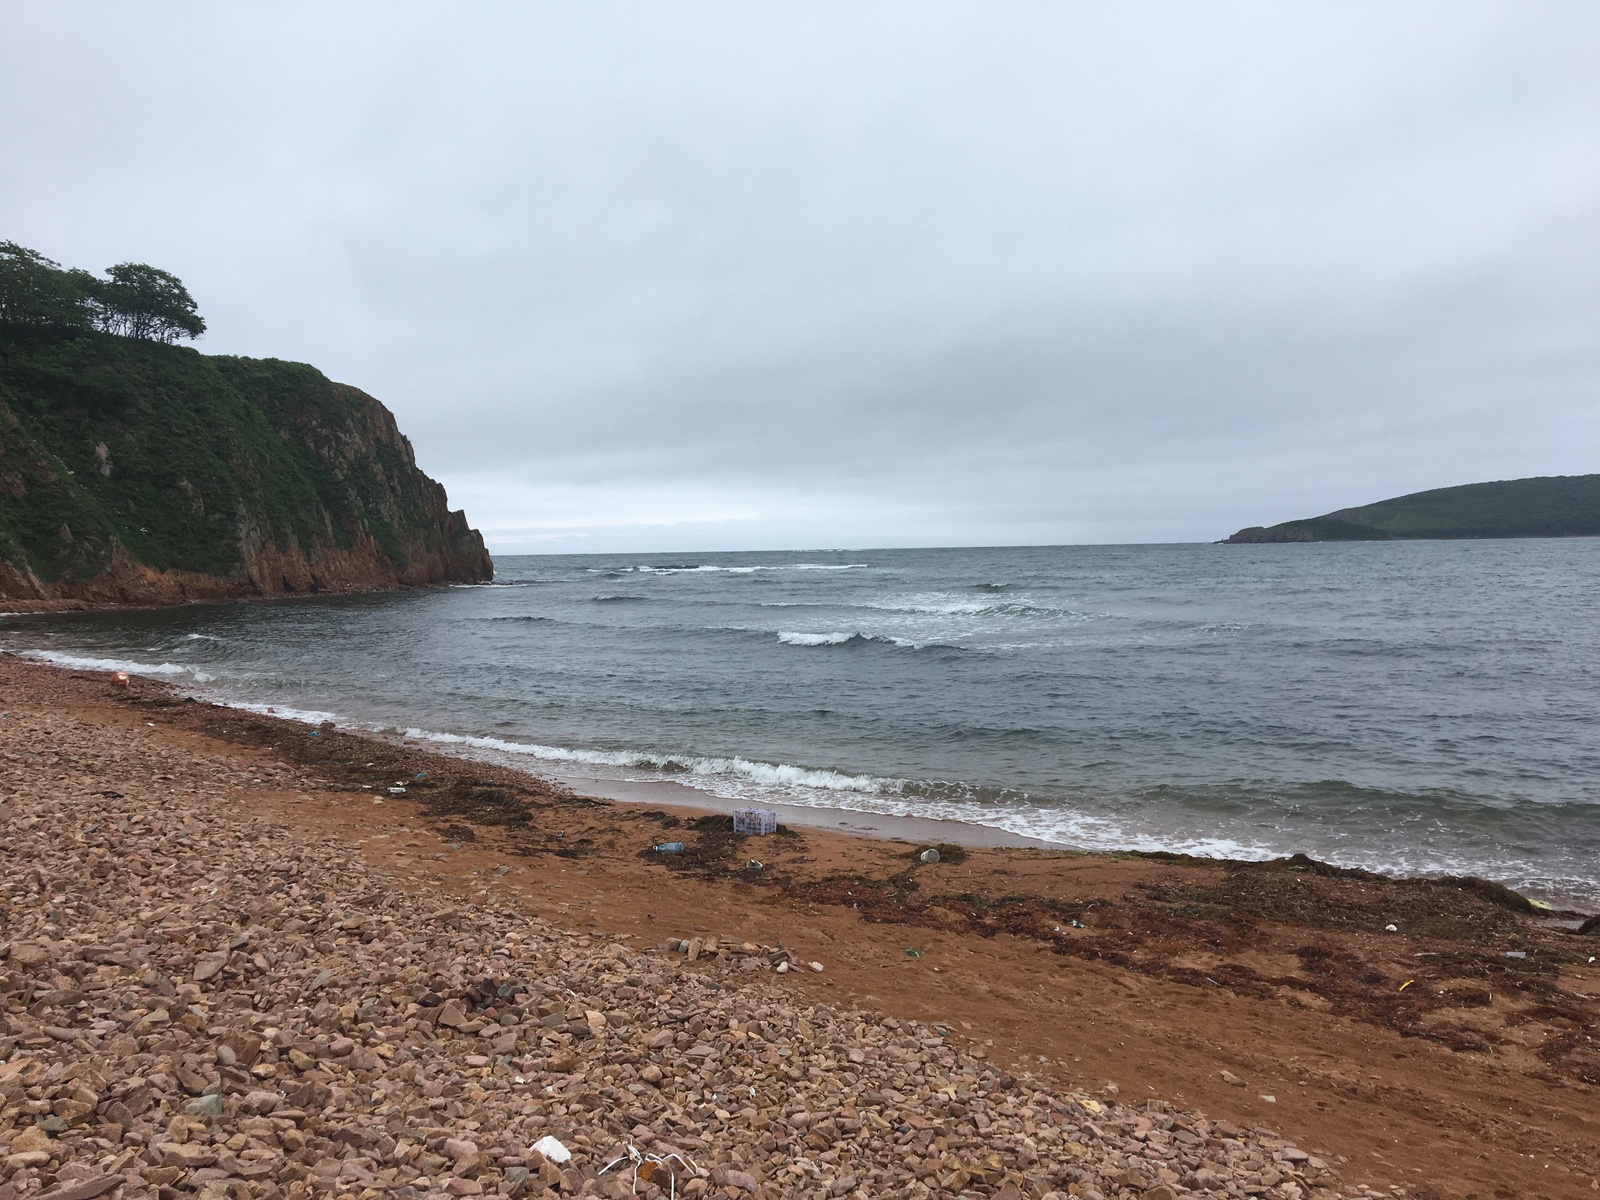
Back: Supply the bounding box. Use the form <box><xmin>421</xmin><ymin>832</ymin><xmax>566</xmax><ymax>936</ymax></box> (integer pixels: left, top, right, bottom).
<box><xmin>1223</xmin><ymin>474</ymin><xmax>1600</xmax><ymax>544</ymax></box>
<box><xmin>0</xmin><ymin>325</ymin><xmax>492</xmax><ymax>606</ymax></box>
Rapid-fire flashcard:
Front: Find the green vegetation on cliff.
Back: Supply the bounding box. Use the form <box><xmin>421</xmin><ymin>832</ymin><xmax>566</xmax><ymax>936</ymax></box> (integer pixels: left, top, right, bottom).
<box><xmin>0</xmin><ymin>243</ymin><xmax>490</xmax><ymax>603</ymax></box>
<box><xmin>1224</xmin><ymin>475</ymin><xmax>1600</xmax><ymax>544</ymax></box>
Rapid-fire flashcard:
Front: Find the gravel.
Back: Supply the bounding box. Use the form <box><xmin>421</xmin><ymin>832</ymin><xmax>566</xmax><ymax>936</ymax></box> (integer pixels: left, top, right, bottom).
<box><xmin>0</xmin><ymin>704</ymin><xmax>1365</xmax><ymax>1200</ymax></box>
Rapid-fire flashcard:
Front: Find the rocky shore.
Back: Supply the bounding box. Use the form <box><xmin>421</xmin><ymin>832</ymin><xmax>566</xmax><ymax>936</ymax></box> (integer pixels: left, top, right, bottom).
<box><xmin>0</xmin><ymin>657</ymin><xmax>1596</xmax><ymax>1199</ymax></box>
<box><xmin>0</xmin><ymin>686</ymin><xmax>1359</xmax><ymax>1200</ymax></box>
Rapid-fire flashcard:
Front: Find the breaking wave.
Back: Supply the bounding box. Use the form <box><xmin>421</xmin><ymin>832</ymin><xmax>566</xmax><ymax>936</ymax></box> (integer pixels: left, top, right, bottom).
<box><xmin>399</xmin><ymin>727</ymin><xmax>895</xmax><ymax>796</ymax></box>
<box><xmin>16</xmin><ymin>649</ymin><xmax>213</xmax><ymax>683</ymax></box>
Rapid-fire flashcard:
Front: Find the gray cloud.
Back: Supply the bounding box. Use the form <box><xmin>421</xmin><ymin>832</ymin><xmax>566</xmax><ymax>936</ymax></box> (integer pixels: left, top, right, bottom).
<box><xmin>3</xmin><ymin>1</ymin><xmax>1597</xmax><ymax>550</ymax></box>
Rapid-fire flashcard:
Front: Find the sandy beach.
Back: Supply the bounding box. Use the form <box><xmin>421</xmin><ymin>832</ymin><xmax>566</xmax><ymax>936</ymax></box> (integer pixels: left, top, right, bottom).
<box><xmin>2</xmin><ymin>655</ymin><xmax>1597</xmax><ymax>1200</ymax></box>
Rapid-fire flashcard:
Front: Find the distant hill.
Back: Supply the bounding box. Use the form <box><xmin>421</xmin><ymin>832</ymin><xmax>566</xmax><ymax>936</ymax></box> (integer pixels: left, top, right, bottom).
<box><xmin>1223</xmin><ymin>475</ymin><xmax>1600</xmax><ymax>544</ymax></box>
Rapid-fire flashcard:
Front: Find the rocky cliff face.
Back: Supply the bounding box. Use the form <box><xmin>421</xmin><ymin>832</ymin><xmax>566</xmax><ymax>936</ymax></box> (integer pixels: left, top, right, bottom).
<box><xmin>0</xmin><ymin>327</ymin><xmax>491</xmax><ymax>606</ymax></box>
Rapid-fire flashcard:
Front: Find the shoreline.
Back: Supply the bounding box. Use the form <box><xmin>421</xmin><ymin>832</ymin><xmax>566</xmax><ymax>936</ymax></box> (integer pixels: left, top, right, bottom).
<box><xmin>4</xmin><ymin>634</ymin><xmax>1595</xmax><ymax>909</ymax></box>
<box><xmin>4</xmin><ymin>655</ymin><xmax>1599</xmax><ymax>1197</ymax></box>
<box><xmin>503</xmin><ymin>769</ymin><xmax>1063</xmax><ymax>851</ymax></box>
<box><xmin>0</xmin><ymin>579</ymin><xmax>465</xmax><ymax>616</ymax></box>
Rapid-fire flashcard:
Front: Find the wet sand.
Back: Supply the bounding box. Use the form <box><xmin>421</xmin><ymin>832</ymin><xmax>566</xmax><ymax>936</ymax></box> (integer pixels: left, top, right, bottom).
<box><xmin>5</xmin><ymin>655</ymin><xmax>1599</xmax><ymax>1198</ymax></box>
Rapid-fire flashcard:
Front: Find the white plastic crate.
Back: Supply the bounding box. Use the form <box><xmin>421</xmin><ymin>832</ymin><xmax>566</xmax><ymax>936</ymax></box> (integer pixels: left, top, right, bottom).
<box><xmin>732</xmin><ymin>807</ymin><xmax>778</xmax><ymax>836</ymax></box>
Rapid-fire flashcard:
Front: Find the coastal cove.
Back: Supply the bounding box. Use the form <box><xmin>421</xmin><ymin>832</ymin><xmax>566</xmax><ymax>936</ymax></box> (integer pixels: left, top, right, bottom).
<box><xmin>4</xmin><ymin>540</ymin><xmax>1599</xmax><ymax>909</ymax></box>
<box><xmin>1</xmin><ymin>655</ymin><xmax>1597</xmax><ymax>1199</ymax></box>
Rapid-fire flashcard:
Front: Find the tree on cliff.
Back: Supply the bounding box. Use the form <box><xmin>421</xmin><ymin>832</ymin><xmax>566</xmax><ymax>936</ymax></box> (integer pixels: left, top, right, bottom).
<box><xmin>88</xmin><ymin>262</ymin><xmax>206</xmax><ymax>343</ymax></box>
<box><xmin>0</xmin><ymin>241</ymin><xmax>205</xmax><ymax>343</ymax></box>
<box><xmin>0</xmin><ymin>242</ymin><xmax>95</xmax><ymax>329</ymax></box>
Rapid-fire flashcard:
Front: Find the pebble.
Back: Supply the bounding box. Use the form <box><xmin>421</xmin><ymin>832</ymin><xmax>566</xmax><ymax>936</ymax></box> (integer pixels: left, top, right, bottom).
<box><xmin>0</xmin><ymin>701</ymin><xmax>1362</xmax><ymax>1199</ymax></box>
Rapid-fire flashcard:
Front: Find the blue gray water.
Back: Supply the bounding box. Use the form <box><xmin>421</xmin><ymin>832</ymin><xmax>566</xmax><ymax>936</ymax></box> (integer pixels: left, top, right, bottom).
<box><xmin>4</xmin><ymin>540</ymin><xmax>1598</xmax><ymax>907</ymax></box>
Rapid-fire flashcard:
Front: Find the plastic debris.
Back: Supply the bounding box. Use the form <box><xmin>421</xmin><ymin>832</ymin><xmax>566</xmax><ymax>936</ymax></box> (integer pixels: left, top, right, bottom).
<box><xmin>1504</xmin><ymin>950</ymin><xmax>1527</xmax><ymax>959</ymax></box>
<box><xmin>110</xmin><ymin>671</ymin><xmax>130</xmax><ymax>689</ymax></box>
<box><xmin>918</xmin><ymin>848</ymin><xmax>941</xmax><ymax>864</ymax></box>
<box><xmin>733</xmin><ymin>807</ymin><xmax>778</xmax><ymax>836</ymax></box>
<box><xmin>388</xmin><ymin>786</ymin><xmax>406</xmax><ymax>795</ymax></box>
<box><xmin>1384</xmin><ymin>923</ymin><xmax>1398</xmax><ymax>932</ymax></box>
<box><xmin>652</xmin><ymin>841</ymin><xmax>685</xmax><ymax>854</ymax></box>
<box><xmin>600</xmin><ymin>1143</ymin><xmax>699</xmax><ymax>1199</ymax></box>
<box><xmin>744</xmin><ymin>858</ymin><xmax>764</xmax><ymax>871</ymax></box>
<box><xmin>531</xmin><ymin>1135</ymin><xmax>572</xmax><ymax>1165</ymax></box>
<box><xmin>1398</xmin><ymin>980</ymin><xmax>1414</xmax><ymax>991</ymax></box>
<box><xmin>904</xmin><ymin>948</ymin><xmax>921</xmax><ymax>958</ymax></box>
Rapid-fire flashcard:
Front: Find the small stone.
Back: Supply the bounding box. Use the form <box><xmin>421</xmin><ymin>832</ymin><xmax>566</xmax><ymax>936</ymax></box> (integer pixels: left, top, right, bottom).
<box><xmin>35</xmin><ymin>1174</ymin><xmax>124</xmax><ymax>1200</ymax></box>
<box><xmin>10</xmin><ymin>942</ymin><xmax>48</xmax><ymax>968</ymax></box>
<box><xmin>223</xmin><ymin>1030</ymin><xmax>262</xmax><ymax>1065</ymax></box>
<box><xmin>184</xmin><ymin>1093</ymin><xmax>224</xmax><ymax>1118</ymax></box>
<box><xmin>809</xmin><ymin>961</ymin><xmax>824</xmax><ymax>972</ymax></box>
<box><xmin>11</xmin><ymin>1126</ymin><xmax>54</xmax><ymax>1154</ymax></box>
<box><xmin>724</xmin><ymin>1169</ymin><xmax>758</xmax><ymax>1192</ymax></box>
<box><xmin>1219</xmin><ymin>1070</ymin><xmax>1246</xmax><ymax>1087</ymax></box>
<box><xmin>155</xmin><ymin>1141</ymin><xmax>216</xmax><ymax>1168</ymax></box>
<box><xmin>438</xmin><ymin>1004</ymin><xmax>470</xmax><ymax>1028</ymax></box>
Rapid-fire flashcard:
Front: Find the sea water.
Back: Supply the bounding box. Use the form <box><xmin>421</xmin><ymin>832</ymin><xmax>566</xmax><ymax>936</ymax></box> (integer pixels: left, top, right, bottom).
<box><xmin>4</xmin><ymin>540</ymin><xmax>1598</xmax><ymax>906</ymax></box>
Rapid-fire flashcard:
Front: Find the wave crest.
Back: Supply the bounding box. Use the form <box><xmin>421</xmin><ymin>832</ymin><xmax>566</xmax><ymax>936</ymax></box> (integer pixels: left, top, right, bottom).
<box><xmin>19</xmin><ymin>649</ymin><xmax>212</xmax><ymax>682</ymax></box>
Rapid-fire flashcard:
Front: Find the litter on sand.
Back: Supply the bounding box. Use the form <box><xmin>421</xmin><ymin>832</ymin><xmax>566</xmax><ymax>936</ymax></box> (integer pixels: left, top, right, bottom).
<box><xmin>732</xmin><ymin>807</ymin><xmax>778</xmax><ymax>836</ymax></box>
<box><xmin>652</xmin><ymin>841</ymin><xmax>685</xmax><ymax>854</ymax></box>
<box><xmin>599</xmin><ymin>1144</ymin><xmax>699</xmax><ymax>1199</ymax></box>
<box><xmin>531</xmin><ymin>1135</ymin><xmax>572</xmax><ymax>1164</ymax></box>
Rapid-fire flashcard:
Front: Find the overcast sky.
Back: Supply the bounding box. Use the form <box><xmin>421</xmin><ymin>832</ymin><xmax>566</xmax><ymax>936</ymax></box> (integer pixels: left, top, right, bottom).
<box><xmin>3</xmin><ymin>2</ymin><xmax>1597</xmax><ymax>552</ymax></box>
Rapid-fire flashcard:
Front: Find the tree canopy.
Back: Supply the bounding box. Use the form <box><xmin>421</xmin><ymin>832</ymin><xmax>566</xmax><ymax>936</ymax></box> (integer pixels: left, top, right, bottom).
<box><xmin>0</xmin><ymin>241</ymin><xmax>205</xmax><ymax>343</ymax></box>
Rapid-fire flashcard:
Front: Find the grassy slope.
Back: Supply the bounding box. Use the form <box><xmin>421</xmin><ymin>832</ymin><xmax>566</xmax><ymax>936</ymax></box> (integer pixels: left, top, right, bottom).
<box><xmin>1230</xmin><ymin>475</ymin><xmax>1600</xmax><ymax>543</ymax></box>
<box><xmin>1355</xmin><ymin>475</ymin><xmax>1600</xmax><ymax>539</ymax></box>
<box><xmin>0</xmin><ymin>325</ymin><xmax>475</xmax><ymax>587</ymax></box>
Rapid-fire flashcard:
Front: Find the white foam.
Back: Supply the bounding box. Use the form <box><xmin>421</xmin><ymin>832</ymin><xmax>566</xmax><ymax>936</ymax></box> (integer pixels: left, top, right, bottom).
<box><xmin>620</xmin><ymin>563</ymin><xmax>870</xmax><ymax>575</ymax></box>
<box><xmin>22</xmin><ymin>650</ymin><xmax>207</xmax><ymax>680</ymax></box>
<box><xmin>232</xmin><ymin>701</ymin><xmax>344</xmax><ymax>725</ymax></box>
<box><xmin>771</xmin><ymin>629</ymin><xmax>940</xmax><ymax>650</ymax></box>
<box><xmin>399</xmin><ymin>727</ymin><xmax>899</xmax><ymax>796</ymax></box>
<box><xmin>778</xmin><ymin>631</ymin><xmax>854</xmax><ymax>646</ymax></box>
